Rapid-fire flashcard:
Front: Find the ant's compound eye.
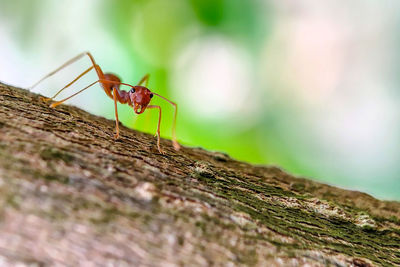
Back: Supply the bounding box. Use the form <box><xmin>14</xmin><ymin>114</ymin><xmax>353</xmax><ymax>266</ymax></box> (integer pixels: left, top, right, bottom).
<box><xmin>130</xmin><ymin>88</ymin><xmax>135</xmax><ymax>93</ymax></box>
<box><xmin>150</xmin><ymin>93</ymin><xmax>153</xmax><ymax>98</ymax></box>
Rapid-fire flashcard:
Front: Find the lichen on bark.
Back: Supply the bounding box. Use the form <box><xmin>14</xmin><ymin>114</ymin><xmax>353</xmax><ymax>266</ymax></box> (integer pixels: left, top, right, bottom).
<box><xmin>0</xmin><ymin>82</ymin><xmax>399</xmax><ymax>266</ymax></box>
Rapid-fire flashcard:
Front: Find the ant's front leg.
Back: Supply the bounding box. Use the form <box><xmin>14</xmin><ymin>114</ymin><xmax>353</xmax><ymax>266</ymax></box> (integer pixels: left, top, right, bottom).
<box><xmin>112</xmin><ymin>87</ymin><xmax>120</xmax><ymax>139</ymax></box>
<box><xmin>151</xmin><ymin>93</ymin><xmax>181</xmax><ymax>151</ymax></box>
<box><xmin>147</xmin><ymin>105</ymin><xmax>163</xmax><ymax>154</ymax></box>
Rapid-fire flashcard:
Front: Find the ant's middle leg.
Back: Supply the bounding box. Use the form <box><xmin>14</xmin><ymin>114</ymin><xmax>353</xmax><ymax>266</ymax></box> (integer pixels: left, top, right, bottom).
<box><xmin>137</xmin><ymin>74</ymin><xmax>150</xmax><ymax>87</ymax></box>
<box><xmin>41</xmin><ymin>66</ymin><xmax>94</xmax><ymax>102</ymax></box>
<box><xmin>49</xmin><ymin>80</ymin><xmax>100</xmax><ymax>108</ymax></box>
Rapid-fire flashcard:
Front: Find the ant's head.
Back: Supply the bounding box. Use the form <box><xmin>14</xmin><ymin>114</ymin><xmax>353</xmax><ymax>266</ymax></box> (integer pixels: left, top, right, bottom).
<box><xmin>129</xmin><ymin>86</ymin><xmax>153</xmax><ymax>114</ymax></box>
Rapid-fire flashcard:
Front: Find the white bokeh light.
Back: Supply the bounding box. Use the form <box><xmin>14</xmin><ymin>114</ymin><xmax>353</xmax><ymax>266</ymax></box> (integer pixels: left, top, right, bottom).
<box><xmin>261</xmin><ymin>1</ymin><xmax>400</xmax><ymax>198</ymax></box>
<box><xmin>172</xmin><ymin>36</ymin><xmax>257</xmax><ymax>121</ymax></box>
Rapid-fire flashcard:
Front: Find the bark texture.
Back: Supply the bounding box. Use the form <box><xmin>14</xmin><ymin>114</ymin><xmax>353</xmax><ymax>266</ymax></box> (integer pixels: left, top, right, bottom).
<box><xmin>0</xmin><ymin>82</ymin><xmax>399</xmax><ymax>266</ymax></box>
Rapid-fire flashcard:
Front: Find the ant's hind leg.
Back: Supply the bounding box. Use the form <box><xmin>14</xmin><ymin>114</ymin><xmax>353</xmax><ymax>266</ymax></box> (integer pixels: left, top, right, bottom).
<box><xmin>29</xmin><ymin>52</ymin><xmax>89</xmax><ymax>91</ymax></box>
<box><xmin>30</xmin><ymin>52</ymin><xmax>105</xmax><ymax>94</ymax></box>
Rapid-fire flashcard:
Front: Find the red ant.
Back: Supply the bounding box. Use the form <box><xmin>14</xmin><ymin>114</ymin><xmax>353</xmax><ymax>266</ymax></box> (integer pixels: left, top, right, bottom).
<box><xmin>29</xmin><ymin>52</ymin><xmax>180</xmax><ymax>153</ymax></box>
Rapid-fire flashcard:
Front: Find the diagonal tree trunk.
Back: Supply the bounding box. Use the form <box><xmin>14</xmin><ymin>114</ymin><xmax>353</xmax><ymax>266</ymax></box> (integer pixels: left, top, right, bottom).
<box><xmin>0</xmin><ymin>82</ymin><xmax>398</xmax><ymax>266</ymax></box>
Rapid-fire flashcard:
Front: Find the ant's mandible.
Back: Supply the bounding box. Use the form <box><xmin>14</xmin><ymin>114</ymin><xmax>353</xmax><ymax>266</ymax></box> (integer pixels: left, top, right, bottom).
<box><xmin>29</xmin><ymin>52</ymin><xmax>181</xmax><ymax>153</ymax></box>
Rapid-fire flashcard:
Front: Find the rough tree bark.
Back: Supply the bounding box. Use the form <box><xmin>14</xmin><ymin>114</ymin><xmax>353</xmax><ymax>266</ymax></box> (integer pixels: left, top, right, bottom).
<box><xmin>0</xmin><ymin>82</ymin><xmax>398</xmax><ymax>266</ymax></box>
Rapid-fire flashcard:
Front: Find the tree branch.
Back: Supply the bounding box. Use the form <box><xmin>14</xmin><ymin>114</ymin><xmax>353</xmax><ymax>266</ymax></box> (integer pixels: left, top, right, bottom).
<box><xmin>0</xmin><ymin>82</ymin><xmax>398</xmax><ymax>266</ymax></box>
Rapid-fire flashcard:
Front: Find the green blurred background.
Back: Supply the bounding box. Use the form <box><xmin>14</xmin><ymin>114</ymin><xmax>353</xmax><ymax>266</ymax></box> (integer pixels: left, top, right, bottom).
<box><xmin>1</xmin><ymin>0</ymin><xmax>399</xmax><ymax>200</ymax></box>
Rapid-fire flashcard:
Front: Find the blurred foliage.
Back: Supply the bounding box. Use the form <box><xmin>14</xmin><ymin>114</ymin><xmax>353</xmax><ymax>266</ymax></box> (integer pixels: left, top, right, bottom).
<box><xmin>99</xmin><ymin>0</ymin><xmax>269</xmax><ymax>164</ymax></box>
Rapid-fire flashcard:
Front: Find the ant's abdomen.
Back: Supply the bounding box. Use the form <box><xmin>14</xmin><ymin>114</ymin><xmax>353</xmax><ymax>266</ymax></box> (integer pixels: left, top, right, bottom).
<box><xmin>103</xmin><ymin>73</ymin><xmax>121</xmax><ymax>84</ymax></box>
